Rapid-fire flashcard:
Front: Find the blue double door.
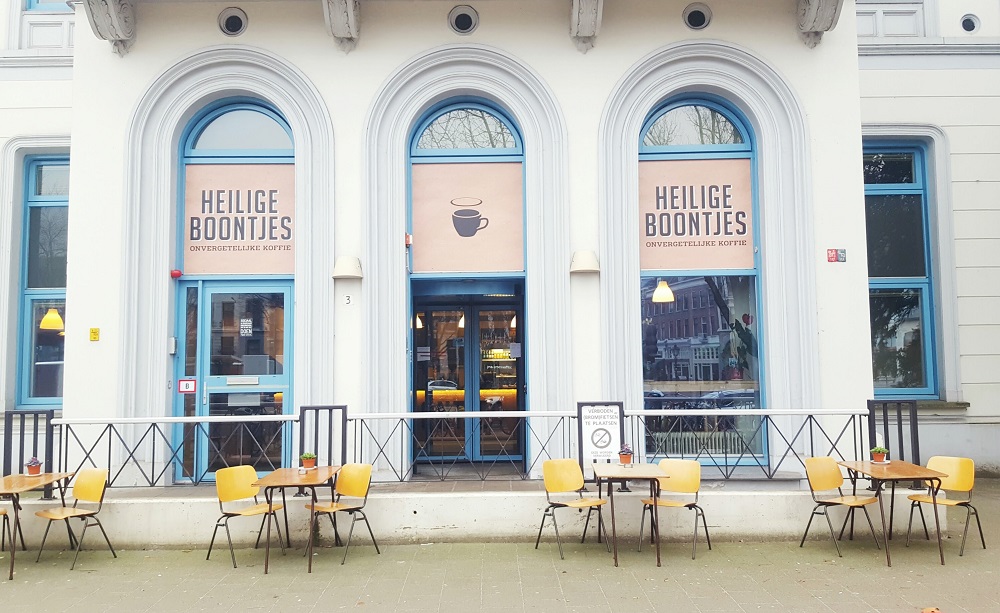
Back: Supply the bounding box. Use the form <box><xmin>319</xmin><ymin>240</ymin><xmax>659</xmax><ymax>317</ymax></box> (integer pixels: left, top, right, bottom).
<box><xmin>174</xmin><ymin>280</ymin><xmax>293</xmax><ymax>478</ymax></box>
<box><xmin>412</xmin><ymin>293</ymin><xmax>525</xmax><ymax>463</ymax></box>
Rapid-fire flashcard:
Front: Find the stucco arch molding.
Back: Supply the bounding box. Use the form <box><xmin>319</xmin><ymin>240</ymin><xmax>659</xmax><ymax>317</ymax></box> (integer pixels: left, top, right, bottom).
<box><xmin>600</xmin><ymin>40</ymin><xmax>819</xmax><ymax>413</ymax></box>
<box><xmin>364</xmin><ymin>44</ymin><xmax>571</xmax><ymax>427</ymax></box>
<box><xmin>119</xmin><ymin>46</ymin><xmax>335</xmax><ymax>419</ymax></box>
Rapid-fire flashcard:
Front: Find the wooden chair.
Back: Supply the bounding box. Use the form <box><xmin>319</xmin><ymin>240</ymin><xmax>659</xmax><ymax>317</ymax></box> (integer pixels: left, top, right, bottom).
<box><xmin>800</xmin><ymin>456</ymin><xmax>880</xmax><ymax>557</ymax></box>
<box><xmin>906</xmin><ymin>456</ymin><xmax>986</xmax><ymax>556</ymax></box>
<box><xmin>208</xmin><ymin>465</ymin><xmax>285</xmax><ymax>568</ymax></box>
<box><xmin>35</xmin><ymin>468</ymin><xmax>117</xmax><ymax>569</ymax></box>
<box><xmin>305</xmin><ymin>463</ymin><xmax>380</xmax><ymax>564</ymax></box>
<box><xmin>535</xmin><ymin>459</ymin><xmax>609</xmax><ymax>559</ymax></box>
<box><xmin>638</xmin><ymin>459</ymin><xmax>712</xmax><ymax>559</ymax></box>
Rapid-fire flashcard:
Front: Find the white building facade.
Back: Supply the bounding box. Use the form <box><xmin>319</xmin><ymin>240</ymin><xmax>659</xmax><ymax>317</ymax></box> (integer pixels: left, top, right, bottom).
<box><xmin>1</xmin><ymin>0</ymin><xmax>997</xmax><ymax>500</ymax></box>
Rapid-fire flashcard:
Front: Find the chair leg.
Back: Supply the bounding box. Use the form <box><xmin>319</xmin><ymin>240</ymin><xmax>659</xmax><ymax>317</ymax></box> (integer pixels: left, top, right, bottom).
<box><xmin>258</xmin><ymin>513</ymin><xmax>285</xmax><ymax>555</ymax></box>
<box><xmin>35</xmin><ymin>520</ymin><xmax>54</xmax><ymax>563</ymax></box>
<box><xmin>971</xmin><ymin>504</ymin><xmax>986</xmax><ymax>550</ymax></box>
<box><xmin>551</xmin><ymin>510</ymin><xmax>564</xmax><ymax>559</ymax></box>
<box><xmin>342</xmin><ymin>513</ymin><xmax>360</xmax><ymax>565</ymax></box>
<box><xmin>207</xmin><ymin>516</ymin><xmax>224</xmax><ymax>562</ymax></box>
<box><xmin>637</xmin><ymin>504</ymin><xmax>649</xmax><ymax>553</ymax></box>
<box><xmin>800</xmin><ymin>504</ymin><xmax>820</xmax><ymax>548</ymax></box>
<box><xmin>917</xmin><ymin>503</ymin><xmax>929</xmax><ymax>539</ymax></box>
<box><xmin>861</xmin><ymin>506</ymin><xmax>881</xmax><ymax>550</ymax></box>
<box><xmin>821</xmin><ymin>507</ymin><xmax>842</xmax><ymax>557</ymax></box>
<box><xmin>70</xmin><ymin>518</ymin><xmax>90</xmax><ymax>570</ymax></box>
<box><xmin>581</xmin><ymin>506</ymin><xmax>593</xmax><ymax>543</ymax></box>
<box><xmin>223</xmin><ymin>518</ymin><xmax>237</xmax><ymax>568</ymax></box>
<box><xmin>91</xmin><ymin>517</ymin><xmax>117</xmax><ymax>560</ymax></box>
<box><xmin>906</xmin><ymin>501</ymin><xmax>916</xmax><ymax>546</ymax></box>
<box><xmin>1</xmin><ymin>514</ymin><xmax>7</xmax><ymax>552</ymax></box>
<box><xmin>692</xmin><ymin>504</ymin><xmax>711</xmax><ymax>558</ymax></box>
<box><xmin>598</xmin><ymin>508</ymin><xmax>610</xmax><ymax>553</ymax></box>
<box><xmin>534</xmin><ymin>509</ymin><xmax>548</xmax><ymax>550</ymax></box>
<box><xmin>358</xmin><ymin>511</ymin><xmax>380</xmax><ymax>555</ymax></box>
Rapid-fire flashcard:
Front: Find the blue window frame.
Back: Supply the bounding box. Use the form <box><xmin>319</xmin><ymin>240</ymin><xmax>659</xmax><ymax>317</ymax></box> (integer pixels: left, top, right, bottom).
<box><xmin>18</xmin><ymin>157</ymin><xmax>69</xmax><ymax>406</ymax></box>
<box><xmin>638</xmin><ymin>97</ymin><xmax>765</xmax><ymax>463</ymax></box>
<box><xmin>864</xmin><ymin>145</ymin><xmax>937</xmax><ymax>397</ymax></box>
<box><xmin>26</xmin><ymin>0</ymin><xmax>71</xmax><ymax>11</ymax></box>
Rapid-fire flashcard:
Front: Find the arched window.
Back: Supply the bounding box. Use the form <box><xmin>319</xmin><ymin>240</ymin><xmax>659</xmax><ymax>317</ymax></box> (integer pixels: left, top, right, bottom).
<box><xmin>179</xmin><ymin>100</ymin><xmax>294</xmax><ymax>276</ymax></box>
<box><xmin>173</xmin><ymin>100</ymin><xmax>296</xmax><ymax>474</ymax></box>
<box><xmin>407</xmin><ymin>100</ymin><xmax>524</xmax><ymax>275</ymax></box>
<box><xmin>638</xmin><ymin>98</ymin><xmax>763</xmax><ymax>462</ymax></box>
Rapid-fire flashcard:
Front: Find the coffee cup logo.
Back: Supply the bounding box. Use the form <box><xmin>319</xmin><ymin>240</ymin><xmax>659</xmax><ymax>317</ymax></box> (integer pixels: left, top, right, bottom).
<box><xmin>451</xmin><ymin>197</ymin><xmax>488</xmax><ymax>237</ymax></box>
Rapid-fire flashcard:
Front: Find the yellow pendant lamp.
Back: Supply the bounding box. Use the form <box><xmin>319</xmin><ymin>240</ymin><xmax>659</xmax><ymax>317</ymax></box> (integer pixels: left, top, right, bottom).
<box><xmin>652</xmin><ymin>280</ymin><xmax>675</xmax><ymax>303</ymax></box>
<box><xmin>39</xmin><ymin>308</ymin><xmax>64</xmax><ymax>331</ymax></box>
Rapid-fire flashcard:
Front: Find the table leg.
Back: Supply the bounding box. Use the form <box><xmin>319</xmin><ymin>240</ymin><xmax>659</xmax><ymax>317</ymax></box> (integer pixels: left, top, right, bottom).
<box><xmin>651</xmin><ymin>479</ymin><xmax>661</xmax><ymax>567</ymax></box>
<box><xmin>930</xmin><ymin>478</ymin><xmax>945</xmax><ymax>565</ymax></box>
<box><xmin>875</xmin><ymin>478</ymin><xmax>892</xmax><ymax>567</ymax></box>
<box><xmin>608</xmin><ymin>479</ymin><xmax>618</xmax><ymax>567</ymax></box>
<box><xmin>6</xmin><ymin>494</ymin><xmax>18</xmax><ymax>580</ymax></box>
<box><xmin>280</xmin><ymin>488</ymin><xmax>291</xmax><ymax>549</ymax></box>
<box><xmin>263</xmin><ymin>486</ymin><xmax>274</xmax><ymax>574</ymax></box>
<box><xmin>307</xmin><ymin>486</ymin><xmax>316</xmax><ymax>573</ymax></box>
<box><xmin>888</xmin><ymin>481</ymin><xmax>896</xmax><ymax>540</ymax></box>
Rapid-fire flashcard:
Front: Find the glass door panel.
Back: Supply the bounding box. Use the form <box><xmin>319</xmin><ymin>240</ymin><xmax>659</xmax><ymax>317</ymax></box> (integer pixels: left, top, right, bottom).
<box><xmin>477</xmin><ymin>308</ymin><xmax>522</xmax><ymax>458</ymax></box>
<box><xmin>176</xmin><ymin>282</ymin><xmax>292</xmax><ymax>480</ymax></box>
<box><xmin>413</xmin><ymin>309</ymin><xmax>469</xmax><ymax>460</ymax></box>
<box><xmin>412</xmin><ymin>302</ymin><xmax>524</xmax><ymax>462</ymax></box>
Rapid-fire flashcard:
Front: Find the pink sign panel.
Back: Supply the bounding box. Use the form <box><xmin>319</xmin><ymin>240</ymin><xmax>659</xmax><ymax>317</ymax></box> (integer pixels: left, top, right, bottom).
<box><xmin>638</xmin><ymin>158</ymin><xmax>753</xmax><ymax>271</ymax></box>
<box><xmin>411</xmin><ymin>162</ymin><xmax>524</xmax><ymax>273</ymax></box>
<box><xmin>184</xmin><ymin>164</ymin><xmax>295</xmax><ymax>275</ymax></box>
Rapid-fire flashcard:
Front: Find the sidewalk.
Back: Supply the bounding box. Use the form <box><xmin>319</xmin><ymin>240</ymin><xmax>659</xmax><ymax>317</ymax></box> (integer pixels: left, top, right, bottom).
<box><xmin>2</xmin><ymin>479</ymin><xmax>998</xmax><ymax>612</ymax></box>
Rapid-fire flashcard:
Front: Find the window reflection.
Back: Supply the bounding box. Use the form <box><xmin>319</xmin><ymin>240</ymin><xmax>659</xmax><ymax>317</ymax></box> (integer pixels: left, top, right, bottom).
<box><xmin>640</xmin><ymin>276</ymin><xmax>761</xmax><ymax>458</ymax></box>
<box><xmin>870</xmin><ymin>289</ymin><xmax>925</xmax><ymax>389</ymax></box>
<box><xmin>416</xmin><ymin>108</ymin><xmax>517</xmax><ymax>150</ymax></box>
<box><xmin>643</xmin><ymin>105</ymin><xmax>744</xmax><ymax>147</ymax></box>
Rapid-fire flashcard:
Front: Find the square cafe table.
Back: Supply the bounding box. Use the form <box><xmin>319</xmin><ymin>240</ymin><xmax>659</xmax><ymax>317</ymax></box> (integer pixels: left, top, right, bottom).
<box><xmin>838</xmin><ymin>459</ymin><xmax>946</xmax><ymax>566</ymax></box>
<box><xmin>592</xmin><ymin>462</ymin><xmax>667</xmax><ymax>566</ymax></box>
<box><xmin>0</xmin><ymin>472</ymin><xmax>74</xmax><ymax>580</ymax></box>
<box><xmin>253</xmin><ymin>465</ymin><xmax>340</xmax><ymax>573</ymax></box>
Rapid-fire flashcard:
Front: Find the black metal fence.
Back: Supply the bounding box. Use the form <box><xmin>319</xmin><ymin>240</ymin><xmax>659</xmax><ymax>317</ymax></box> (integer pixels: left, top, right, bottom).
<box><xmin>1</xmin><ymin>404</ymin><xmax>892</xmax><ymax>486</ymax></box>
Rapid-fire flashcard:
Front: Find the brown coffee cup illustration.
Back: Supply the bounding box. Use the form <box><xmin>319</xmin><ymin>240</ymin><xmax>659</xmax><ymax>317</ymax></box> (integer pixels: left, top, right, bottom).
<box><xmin>451</xmin><ymin>198</ymin><xmax>488</xmax><ymax>237</ymax></box>
<box><xmin>453</xmin><ymin>208</ymin><xmax>489</xmax><ymax>237</ymax></box>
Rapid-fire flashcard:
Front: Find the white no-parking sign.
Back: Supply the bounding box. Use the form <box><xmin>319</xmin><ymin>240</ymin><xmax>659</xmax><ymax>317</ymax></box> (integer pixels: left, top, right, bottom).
<box><xmin>577</xmin><ymin>402</ymin><xmax>624</xmax><ymax>480</ymax></box>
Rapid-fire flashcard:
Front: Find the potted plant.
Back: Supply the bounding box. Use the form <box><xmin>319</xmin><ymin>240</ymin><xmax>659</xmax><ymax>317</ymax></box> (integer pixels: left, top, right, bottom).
<box><xmin>870</xmin><ymin>446</ymin><xmax>889</xmax><ymax>463</ymax></box>
<box><xmin>300</xmin><ymin>452</ymin><xmax>317</xmax><ymax>469</ymax></box>
<box><xmin>618</xmin><ymin>443</ymin><xmax>633</xmax><ymax>466</ymax></box>
<box><xmin>25</xmin><ymin>456</ymin><xmax>42</xmax><ymax>476</ymax></box>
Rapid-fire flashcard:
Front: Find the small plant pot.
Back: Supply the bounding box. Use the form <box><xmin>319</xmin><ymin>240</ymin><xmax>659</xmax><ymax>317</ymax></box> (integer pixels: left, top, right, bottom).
<box><xmin>619</xmin><ymin>454</ymin><xmax>633</xmax><ymax>465</ymax></box>
<box><xmin>27</xmin><ymin>464</ymin><xmax>42</xmax><ymax>476</ymax></box>
<box><xmin>301</xmin><ymin>458</ymin><xmax>316</xmax><ymax>469</ymax></box>
<box><xmin>871</xmin><ymin>453</ymin><xmax>887</xmax><ymax>463</ymax></box>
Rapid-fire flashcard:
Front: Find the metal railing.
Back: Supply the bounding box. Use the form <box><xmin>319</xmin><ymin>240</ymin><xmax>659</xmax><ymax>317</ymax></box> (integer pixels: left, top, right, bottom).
<box><xmin>632</xmin><ymin>408</ymin><xmax>869</xmax><ymax>479</ymax></box>
<box><xmin>867</xmin><ymin>399</ymin><xmax>920</xmax><ymax>465</ymax></box>
<box><xmin>347</xmin><ymin>410</ymin><xmax>575</xmax><ymax>482</ymax></box>
<box><xmin>53</xmin><ymin>415</ymin><xmax>297</xmax><ymax>487</ymax></box>
<box><xmin>0</xmin><ymin>406</ymin><xmax>878</xmax><ymax>487</ymax></box>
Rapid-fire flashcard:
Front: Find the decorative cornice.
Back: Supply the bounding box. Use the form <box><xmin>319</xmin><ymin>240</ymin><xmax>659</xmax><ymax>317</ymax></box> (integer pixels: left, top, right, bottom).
<box><xmin>859</xmin><ymin>42</ymin><xmax>1000</xmax><ymax>56</ymax></box>
<box><xmin>322</xmin><ymin>0</ymin><xmax>360</xmax><ymax>52</ymax></box>
<box><xmin>797</xmin><ymin>0</ymin><xmax>845</xmax><ymax>48</ymax></box>
<box><xmin>570</xmin><ymin>0</ymin><xmax>603</xmax><ymax>53</ymax></box>
<box><xmin>82</xmin><ymin>0</ymin><xmax>135</xmax><ymax>56</ymax></box>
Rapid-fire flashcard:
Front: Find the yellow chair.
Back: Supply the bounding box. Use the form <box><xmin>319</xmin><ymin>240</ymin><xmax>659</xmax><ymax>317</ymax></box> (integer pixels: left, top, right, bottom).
<box><xmin>906</xmin><ymin>456</ymin><xmax>986</xmax><ymax>556</ymax></box>
<box><xmin>534</xmin><ymin>458</ymin><xmax>609</xmax><ymax>559</ymax></box>
<box><xmin>304</xmin><ymin>463</ymin><xmax>380</xmax><ymax>564</ymax></box>
<box><xmin>208</xmin><ymin>465</ymin><xmax>285</xmax><ymax>568</ymax></box>
<box><xmin>799</xmin><ymin>456</ymin><xmax>881</xmax><ymax>557</ymax></box>
<box><xmin>638</xmin><ymin>459</ymin><xmax>712</xmax><ymax>559</ymax></box>
<box><xmin>35</xmin><ymin>468</ymin><xmax>117</xmax><ymax>570</ymax></box>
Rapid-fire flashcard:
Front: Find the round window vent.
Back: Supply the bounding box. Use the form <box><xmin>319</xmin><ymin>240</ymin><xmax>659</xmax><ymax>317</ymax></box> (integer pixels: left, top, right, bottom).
<box><xmin>448</xmin><ymin>5</ymin><xmax>479</xmax><ymax>35</ymax></box>
<box><xmin>683</xmin><ymin>3</ymin><xmax>712</xmax><ymax>30</ymax></box>
<box><xmin>219</xmin><ymin>7</ymin><xmax>248</xmax><ymax>37</ymax></box>
<box><xmin>961</xmin><ymin>14</ymin><xmax>980</xmax><ymax>33</ymax></box>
